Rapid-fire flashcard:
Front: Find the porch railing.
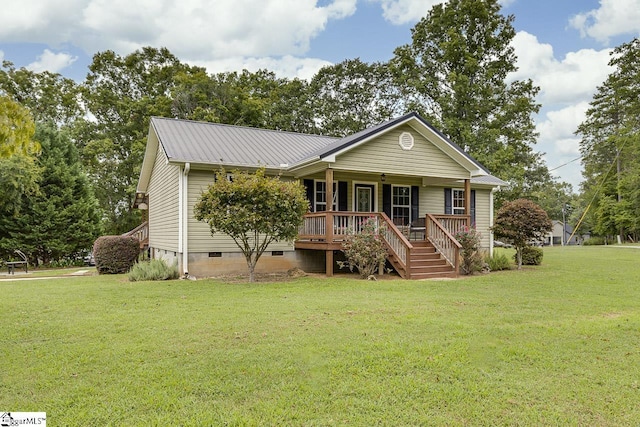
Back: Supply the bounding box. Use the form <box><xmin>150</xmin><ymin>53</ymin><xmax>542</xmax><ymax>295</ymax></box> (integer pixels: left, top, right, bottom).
<box><xmin>124</xmin><ymin>221</ymin><xmax>149</xmax><ymax>248</ymax></box>
<box><xmin>298</xmin><ymin>212</ymin><xmax>414</xmax><ymax>278</ymax></box>
<box><xmin>426</xmin><ymin>214</ymin><xmax>465</xmax><ymax>275</ymax></box>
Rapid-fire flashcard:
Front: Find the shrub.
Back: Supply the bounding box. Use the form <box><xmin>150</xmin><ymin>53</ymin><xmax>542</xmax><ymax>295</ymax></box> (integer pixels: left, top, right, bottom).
<box><xmin>128</xmin><ymin>259</ymin><xmax>179</xmax><ymax>281</ymax></box>
<box><xmin>338</xmin><ymin>217</ymin><xmax>388</xmax><ymax>278</ymax></box>
<box><xmin>93</xmin><ymin>235</ymin><xmax>140</xmax><ymax>274</ymax></box>
<box><xmin>454</xmin><ymin>226</ymin><xmax>483</xmax><ymax>275</ymax></box>
<box><xmin>583</xmin><ymin>236</ymin><xmax>605</xmax><ymax>246</ymax></box>
<box><xmin>515</xmin><ymin>246</ymin><xmax>543</xmax><ymax>266</ymax></box>
<box><xmin>485</xmin><ymin>252</ymin><xmax>511</xmax><ymax>271</ymax></box>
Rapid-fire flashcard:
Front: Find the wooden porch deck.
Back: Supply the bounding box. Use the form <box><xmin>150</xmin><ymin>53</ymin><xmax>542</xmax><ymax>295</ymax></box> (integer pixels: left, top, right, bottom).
<box><xmin>296</xmin><ymin>212</ymin><xmax>469</xmax><ymax>279</ymax></box>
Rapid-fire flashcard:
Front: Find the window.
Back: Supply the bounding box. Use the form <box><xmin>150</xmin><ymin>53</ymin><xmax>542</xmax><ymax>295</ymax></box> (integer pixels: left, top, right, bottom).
<box><xmin>392</xmin><ymin>185</ymin><xmax>411</xmax><ymax>226</ymax></box>
<box><xmin>452</xmin><ymin>189</ymin><xmax>465</xmax><ymax>215</ymax></box>
<box><xmin>315</xmin><ymin>181</ymin><xmax>338</xmax><ymax>212</ymax></box>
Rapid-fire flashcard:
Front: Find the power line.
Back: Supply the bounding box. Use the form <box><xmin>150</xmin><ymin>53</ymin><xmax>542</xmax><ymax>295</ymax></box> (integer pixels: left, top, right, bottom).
<box><xmin>548</xmin><ymin>156</ymin><xmax>582</xmax><ymax>172</ymax></box>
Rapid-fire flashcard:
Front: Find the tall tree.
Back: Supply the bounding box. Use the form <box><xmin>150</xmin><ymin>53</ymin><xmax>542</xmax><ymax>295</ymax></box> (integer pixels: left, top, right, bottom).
<box><xmin>309</xmin><ymin>59</ymin><xmax>403</xmax><ymax>136</ymax></box>
<box><xmin>0</xmin><ymin>95</ymin><xmax>39</xmax><ymax>158</ymax></box>
<box><xmin>391</xmin><ymin>0</ymin><xmax>545</xmax><ymax>199</ymax></box>
<box><xmin>77</xmin><ymin>47</ymin><xmax>200</xmax><ymax>234</ymax></box>
<box><xmin>0</xmin><ymin>124</ymin><xmax>102</xmax><ymax>265</ymax></box>
<box><xmin>0</xmin><ymin>61</ymin><xmax>82</xmax><ymax>126</ymax></box>
<box><xmin>172</xmin><ymin>69</ymin><xmax>317</xmax><ymax>133</ymax></box>
<box><xmin>577</xmin><ymin>38</ymin><xmax>640</xmax><ymax>241</ymax></box>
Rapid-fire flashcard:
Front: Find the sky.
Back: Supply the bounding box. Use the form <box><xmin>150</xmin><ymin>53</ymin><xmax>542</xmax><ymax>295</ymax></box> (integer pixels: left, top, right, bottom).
<box><xmin>1</xmin><ymin>0</ymin><xmax>640</xmax><ymax>191</ymax></box>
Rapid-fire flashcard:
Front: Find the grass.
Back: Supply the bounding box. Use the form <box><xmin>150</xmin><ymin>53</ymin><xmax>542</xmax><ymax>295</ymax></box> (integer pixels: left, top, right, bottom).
<box><xmin>1</xmin><ymin>246</ymin><xmax>640</xmax><ymax>425</ymax></box>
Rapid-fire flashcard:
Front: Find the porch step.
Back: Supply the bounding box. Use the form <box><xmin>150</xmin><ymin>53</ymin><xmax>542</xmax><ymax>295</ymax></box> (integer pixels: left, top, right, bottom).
<box><xmin>405</xmin><ymin>240</ymin><xmax>456</xmax><ymax>280</ymax></box>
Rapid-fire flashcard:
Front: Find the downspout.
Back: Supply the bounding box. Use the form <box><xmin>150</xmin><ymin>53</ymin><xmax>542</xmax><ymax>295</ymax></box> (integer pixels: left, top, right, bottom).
<box><xmin>182</xmin><ymin>163</ymin><xmax>191</xmax><ymax>277</ymax></box>
<box><xmin>489</xmin><ymin>188</ymin><xmax>496</xmax><ymax>256</ymax></box>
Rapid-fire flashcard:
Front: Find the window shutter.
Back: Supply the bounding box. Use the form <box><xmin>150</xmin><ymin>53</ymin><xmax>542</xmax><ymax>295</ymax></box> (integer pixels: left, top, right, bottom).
<box><xmin>383</xmin><ymin>184</ymin><xmax>391</xmax><ymax>217</ymax></box>
<box><xmin>470</xmin><ymin>190</ymin><xmax>476</xmax><ymax>226</ymax></box>
<box><xmin>304</xmin><ymin>179</ymin><xmax>314</xmax><ymax>212</ymax></box>
<box><xmin>411</xmin><ymin>186</ymin><xmax>419</xmax><ymax>222</ymax></box>
<box><xmin>338</xmin><ymin>181</ymin><xmax>348</xmax><ymax>211</ymax></box>
<box><xmin>444</xmin><ymin>188</ymin><xmax>452</xmax><ymax>214</ymax></box>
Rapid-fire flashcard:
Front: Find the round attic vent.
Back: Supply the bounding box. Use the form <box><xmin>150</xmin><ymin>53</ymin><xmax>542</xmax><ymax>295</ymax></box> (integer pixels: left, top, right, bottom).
<box><xmin>399</xmin><ymin>131</ymin><xmax>414</xmax><ymax>150</ymax></box>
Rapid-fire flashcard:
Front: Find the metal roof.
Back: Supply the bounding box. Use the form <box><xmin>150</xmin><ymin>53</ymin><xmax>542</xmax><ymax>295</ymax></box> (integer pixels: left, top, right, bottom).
<box><xmin>148</xmin><ymin>115</ymin><xmax>504</xmax><ymax>186</ymax></box>
<box><xmin>151</xmin><ymin>117</ymin><xmax>337</xmax><ymax>168</ymax></box>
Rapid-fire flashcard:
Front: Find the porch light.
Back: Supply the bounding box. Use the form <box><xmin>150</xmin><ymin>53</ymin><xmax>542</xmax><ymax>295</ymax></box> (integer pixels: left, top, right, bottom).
<box><xmin>380</xmin><ymin>173</ymin><xmax>386</xmax><ymax>182</ymax></box>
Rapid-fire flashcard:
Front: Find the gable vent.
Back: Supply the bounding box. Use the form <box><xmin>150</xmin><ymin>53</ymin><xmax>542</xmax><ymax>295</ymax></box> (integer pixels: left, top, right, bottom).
<box><xmin>399</xmin><ymin>132</ymin><xmax>414</xmax><ymax>150</ymax></box>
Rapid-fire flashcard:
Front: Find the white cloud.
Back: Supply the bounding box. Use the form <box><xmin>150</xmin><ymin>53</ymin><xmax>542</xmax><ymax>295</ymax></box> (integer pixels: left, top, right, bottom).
<box><xmin>0</xmin><ymin>0</ymin><xmax>357</xmax><ymax>64</ymax></box>
<box><xmin>369</xmin><ymin>0</ymin><xmax>516</xmax><ymax>25</ymax></box>
<box><xmin>510</xmin><ymin>31</ymin><xmax>613</xmax><ymax>106</ymax></box>
<box><xmin>509</xmin><ymin>32</ymin><xmax>612</xmax><ymax>189</ymax></box>
<box><xmin>369</xmin><ymin>0</ymin><xmax>443</xmax><ymax>25</ymax></box>
<box><xmin>536</xmin><ymin>100</ymin><xmax>591</xmax><ymax>188</ymax></box>
<box><xmin>27</xmin><ymin>49</ymin><xmax>78</xmax><ymax>73</ymax></box>
<box><xmin>569</xmin><ymin>0</ymin><xmax>640</xmax><ymax>44</ymax></box>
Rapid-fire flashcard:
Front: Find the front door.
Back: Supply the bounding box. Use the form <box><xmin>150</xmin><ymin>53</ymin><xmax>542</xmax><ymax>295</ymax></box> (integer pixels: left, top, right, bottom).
<box><xmin>355</xmin><ymin>184</ymin><xmax>375</xmax><ymax>212</ymax></box>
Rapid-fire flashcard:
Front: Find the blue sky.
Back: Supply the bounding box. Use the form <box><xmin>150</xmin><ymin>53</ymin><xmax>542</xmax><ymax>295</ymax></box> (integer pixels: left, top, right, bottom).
<box><xmin>1</xmin><ymin>0</ymin><xmax>640</xmax><ymax>190</ymax></box>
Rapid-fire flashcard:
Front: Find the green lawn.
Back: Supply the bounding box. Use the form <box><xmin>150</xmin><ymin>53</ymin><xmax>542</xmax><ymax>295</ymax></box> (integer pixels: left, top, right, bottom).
<box><xmin>2</xmin><ymin>246</ymin><xmax>639</xmax><ymax>425</ymax></box>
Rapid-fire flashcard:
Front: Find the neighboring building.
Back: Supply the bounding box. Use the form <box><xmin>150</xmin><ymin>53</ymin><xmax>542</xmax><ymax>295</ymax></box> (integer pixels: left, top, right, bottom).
<box><xmin>134</xmin><ymin>112</ymin><xmax>506</xmax><ymax>279</ymax></box>
<box><xmin>545</xmin><ymin>220</ymin><xmax>588</xmax><ymax>246</ymax></box>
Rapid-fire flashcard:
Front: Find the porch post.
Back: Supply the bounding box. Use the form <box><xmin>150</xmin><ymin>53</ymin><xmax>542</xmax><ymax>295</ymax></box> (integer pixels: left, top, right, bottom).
<box><xmin>325</xmin><ymin>168</ymin><xmax>334</xmax><ymax>212</ymax></box>
<box><xmin>464</xmin><ymin>178</ymin><xmax>471</xmax><ymax>225</ymax></box>
<box><xmin>325</xmin><ymin>167</ymin><xmax>334</xmax><ymax>277</ymax></box>
<box><xmin>326</xmin><ymin>250</ymin><xmax>334</xmax><ymax>277</ymax></box>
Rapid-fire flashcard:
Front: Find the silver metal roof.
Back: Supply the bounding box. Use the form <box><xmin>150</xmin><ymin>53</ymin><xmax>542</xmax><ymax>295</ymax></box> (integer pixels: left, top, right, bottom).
<box><xmin>151</xmin><ymin>117</ymin><xmax>337</xmax><ymax>168</ymax></box>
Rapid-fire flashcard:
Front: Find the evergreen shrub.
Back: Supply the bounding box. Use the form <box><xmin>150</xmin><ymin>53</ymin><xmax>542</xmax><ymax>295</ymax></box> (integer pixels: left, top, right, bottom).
<box><xmin>128</xmin><ymin>259</ymin><xmax>179</xmax><ymax>281</ymax></box>
<box><xmin>485</xmin><ymin>252</ymin><xmax>511</xmax><ymax>271</ymax></box>
<box><xmin>516</xmin><ymin>246</ymin><xmax>543</xmax><ymax>266</ymax></box>
<box><xmin>93</xmin><ymin>235</ymin><xmax>140</xmax><ymax>274</ymax></box>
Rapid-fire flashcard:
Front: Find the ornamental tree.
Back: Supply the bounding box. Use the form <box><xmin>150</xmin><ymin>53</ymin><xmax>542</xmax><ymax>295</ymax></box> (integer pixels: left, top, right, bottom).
<box><xmin>492</xmin><ymin>199</ymin><xmax>552</xmax><ymax>269</ymax></box>
<box><xmin>194</xmin><ymin>168</ymin><xmax>309</xmax><ymax>282</ymax></box>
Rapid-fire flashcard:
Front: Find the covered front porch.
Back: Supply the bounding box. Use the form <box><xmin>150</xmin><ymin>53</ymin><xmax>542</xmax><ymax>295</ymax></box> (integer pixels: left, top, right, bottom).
<box><xmin>295</xmin><ymin>211</ymin><xmax>469</xmax><ymax>279</ymax></box>
<box><xmin>294</xmin><ymin>167</ymin><xmax>474</xmax><ymax>279</ymax></box>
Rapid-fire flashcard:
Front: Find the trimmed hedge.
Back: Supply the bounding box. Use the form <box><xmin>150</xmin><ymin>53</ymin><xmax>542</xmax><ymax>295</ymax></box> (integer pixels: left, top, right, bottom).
<box><xmin>93</xmin><ymin>235</ymin><xmax>140</xmax><ymax>274</ymax></box>
<box><xmin>516</xmin><ymin>246</ymin><xmax>544</xmax><ymax>266</ymax></box>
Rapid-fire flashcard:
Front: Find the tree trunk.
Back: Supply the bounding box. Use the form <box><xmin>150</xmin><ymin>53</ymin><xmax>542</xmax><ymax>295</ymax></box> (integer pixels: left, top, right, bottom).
<box><xmin>516</xmin><ymin>248</ymin><xmax>523</xmax><ymax>270</ymax></box>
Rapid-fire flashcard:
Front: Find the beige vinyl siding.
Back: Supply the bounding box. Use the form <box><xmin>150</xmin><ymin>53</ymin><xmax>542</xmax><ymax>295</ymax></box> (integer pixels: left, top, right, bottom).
<box><xmin>148</xmin><ymin>145</ymin><xmax>180</xmax><ymax>251</ymax></box>
<box><xmin>333</xmin><ymin>125</ymin><xmax>469</xmax><ymax>179</ymax></box>
<box><xmin>187</xmin><ymin>170</ymin><xmax>295</xmax><ymax>253</ymax></box>
<box><xmin>474</xmin><ymin>189</ymin><xmax>492</xmax><ymax>249</ymax></box>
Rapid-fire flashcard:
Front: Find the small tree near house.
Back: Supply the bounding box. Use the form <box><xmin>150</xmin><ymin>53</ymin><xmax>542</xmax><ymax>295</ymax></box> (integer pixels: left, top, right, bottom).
<box><xmin>492</xmin><ymin>198</ymin><xmax>552</xmax><ymax>270</ymax></box>
<box><xmin>194</xmin><ymin>168</ymin><xmax>309</xmax><ymax>282</ymax></box>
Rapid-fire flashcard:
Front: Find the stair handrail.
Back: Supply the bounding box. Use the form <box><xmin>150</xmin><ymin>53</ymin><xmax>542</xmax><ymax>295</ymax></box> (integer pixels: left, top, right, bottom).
<box><xmin>426</xmin><ymin>214</ymin><xmax>461</xmax><ymax>275</ymax></box>
<box><xmin>378</xmin><ymin>212</ymin><xmax>413</xmax><ymax>278</ymax></box>
<box><xmin>124</xmin><ymin>221</ymin><xmax>149</xmax><ymax>244</ymax></box>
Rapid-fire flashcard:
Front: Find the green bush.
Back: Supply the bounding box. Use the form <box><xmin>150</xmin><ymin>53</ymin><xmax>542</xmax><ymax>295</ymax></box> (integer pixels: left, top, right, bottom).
<box><xmin>583</xmin><ymin>236</ymin><xmax>605</xmax><ymax>246</ymax></box>
<box><xmin>128</xmin><ymin>259</ymin><xmax>180</xmax><ymax>282</ymax></box>
<box><xmin>337</xmin><ymin>217</ymin><xmax>388</xmax><ymax>278</ymax></box>
<box><xmin>515</xmin><ymin>246</ymin><xmax>543</xmax><ymax>266</ymax></box>
<box><xmin>485</xmin><ymin>252</ymin><xmax>511</xmax><ymax>271</ymax></box>
<box><xmin>93</xmin><ymin>235</ymin><xmax>140</xmax><ymax>274</ymax></box>
<box><xmin>454</xmin><ymin>226</ymin><xmax>484</xmax><ymax>275</ymax></box>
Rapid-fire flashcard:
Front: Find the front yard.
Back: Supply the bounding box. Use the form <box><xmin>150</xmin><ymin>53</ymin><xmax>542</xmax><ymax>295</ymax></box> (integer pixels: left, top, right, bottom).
<box><xmin>2</xmin><ymin>246</ymin><xmax>639</xmax><ymax>425</ymax></box>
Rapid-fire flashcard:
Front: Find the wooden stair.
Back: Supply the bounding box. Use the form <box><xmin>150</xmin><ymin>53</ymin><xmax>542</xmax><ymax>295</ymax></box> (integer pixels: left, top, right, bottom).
<box><xmin>407</xmin><ymin>240</ymin><xmax>457</xmax><ymax>279</ymax></box>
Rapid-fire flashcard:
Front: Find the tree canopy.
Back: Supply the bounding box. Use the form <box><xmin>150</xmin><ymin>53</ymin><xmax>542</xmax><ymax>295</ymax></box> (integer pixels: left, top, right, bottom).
<box><xmin>0</xmin><ymin>95</ymin><xmax>39</xmax><ymax>158</ymax></box>
<box><xmin>577</xmin><ymin>38</ymin><xmax>640</xmax><ymax>241</ymax></box>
